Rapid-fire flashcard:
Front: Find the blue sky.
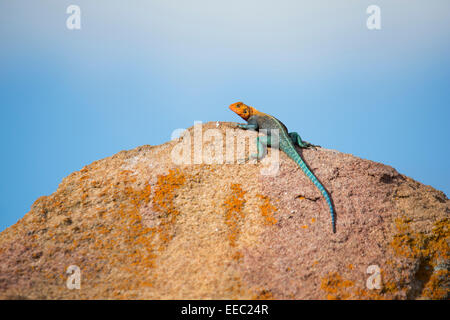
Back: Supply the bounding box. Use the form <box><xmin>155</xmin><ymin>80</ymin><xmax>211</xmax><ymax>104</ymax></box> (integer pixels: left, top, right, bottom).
<box><xmin>1</xmin><ymin>1</ymin><xmax>449</xmax><ymax>231</ymax></box>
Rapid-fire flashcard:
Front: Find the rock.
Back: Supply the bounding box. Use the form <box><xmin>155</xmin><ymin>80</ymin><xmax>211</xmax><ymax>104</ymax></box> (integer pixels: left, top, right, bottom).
<box><xmin>0</xmin><ymin>122</ymin><xmax>448</xmax><ymax>299</ymax></box>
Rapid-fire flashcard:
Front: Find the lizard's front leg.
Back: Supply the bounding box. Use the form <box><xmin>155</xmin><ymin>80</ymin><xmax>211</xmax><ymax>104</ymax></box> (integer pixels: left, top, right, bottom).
<box><xmin>250</xmin><ymin>136</ymin><xmax>271</xmax><ymax>160</ymax></box>
<box><xmin>237</xmin><ymin>123</ymin><xmax>258</xmax><ymax>130</ymax></box>
<box><xmin>237</xmin><ymin>135</ymin><xmax>271</xmax><ymax>163</ymax></box>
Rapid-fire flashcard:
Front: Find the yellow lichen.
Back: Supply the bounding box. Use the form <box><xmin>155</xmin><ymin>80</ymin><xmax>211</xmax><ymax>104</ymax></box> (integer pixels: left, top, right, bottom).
<box><xmin>151</xmin><ymin>168</ymin><xmax>186</xmax><ymax>248</ymax></box>
<box><xmin>320</xmin><ymin>271</ymin><xmax>393</xmax><ymax>300</ymax></box>
<box><xmin>320</xmin><ymin>272</ymin><xmax>355</xmax><ymax>300</ymax></box>
<box><xmin>257</xmin><ymin>195</ymin><xmax>277</xmax><ymax>225</ymax></box>
<box><xmin>232</xmin><ymin>250</ymin><xmax>243</xmax><ymax>261</ymax></box>
<box><xmin>390</xmin><ymin>216</ymin><xmax>449</xmax><ymax>299</ymax></box>
<box><xmin>58</xmin><ymin>168</ymin><xmax>186</xmax><ymax>297</ymax></box>
<box><xmin>252</xmin><ymin>289</ymin><xmax>274</xmax><ymax>300</ymax></box>
<box><xmin>421</xmin><ymin>270</ymin><xmax>449</xmax><ymax>299</ymax></box>
<box><xmin>224</xmin><ymin>184</ymin><xmax>246</xmax><ymax>247</ymax></box>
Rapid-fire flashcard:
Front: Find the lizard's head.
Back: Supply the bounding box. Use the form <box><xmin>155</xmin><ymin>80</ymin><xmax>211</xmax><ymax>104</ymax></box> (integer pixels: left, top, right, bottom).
<box><xmin>229</xmin><ymin>102</ymin><xmax>254</xmax><ymax>120</ymax></box>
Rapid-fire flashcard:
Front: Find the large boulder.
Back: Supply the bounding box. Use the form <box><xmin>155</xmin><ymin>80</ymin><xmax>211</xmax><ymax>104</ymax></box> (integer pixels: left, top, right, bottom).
<box><xmin>0</xmin><ymin>122</ymin><xmax>448</xmax><ymax>299</ymax></box>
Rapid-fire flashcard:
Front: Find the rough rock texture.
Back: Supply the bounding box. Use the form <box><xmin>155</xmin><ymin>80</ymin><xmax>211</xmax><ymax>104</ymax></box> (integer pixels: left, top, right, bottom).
<box><xmin>0</xmin><ymin>122</ymin><xmax>448</xmax><ymax>300</ymax></box>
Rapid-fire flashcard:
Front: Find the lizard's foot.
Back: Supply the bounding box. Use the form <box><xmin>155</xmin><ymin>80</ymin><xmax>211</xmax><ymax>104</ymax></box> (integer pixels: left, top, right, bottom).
<box><xmin>237</xmin><ymin>157</ymin><xmax>248</xmax><ymax>164</ymax></box>
<box><xmin>250</xmin><ymin>153</ymin><xmax>263</xmax><ymax>161</ymax></box>
<box><xmin>302</xmin><ymin>141</ymin><xmax>321</xmax><ymax>150</ymax></box>
<box><xmin>289</xmin><ymin>132</ymin><xmax>320</xmax><ymax>150</ymax></box>
<box><xmin>236</xmin><ymin>123</ymin><xmax>258</xmax><ymax>130</ymax></box>
<box><xmin>237</xmin><ymin>154</ymin><xmax>261</xmax><ymax>164</ymax></box>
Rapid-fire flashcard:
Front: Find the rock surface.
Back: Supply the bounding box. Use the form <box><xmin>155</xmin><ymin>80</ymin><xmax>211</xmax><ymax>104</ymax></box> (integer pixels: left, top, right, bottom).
<box><xmin>0</xmin><ymin>122</ymin><xmax>448</xmax><ymax>299</ymax></box>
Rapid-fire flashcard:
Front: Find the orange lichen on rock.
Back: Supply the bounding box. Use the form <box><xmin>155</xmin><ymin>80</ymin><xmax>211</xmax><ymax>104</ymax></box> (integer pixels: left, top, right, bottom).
<box><xmin>257</xmin><ymin>195</ymin><xmax>277</xmax><ymax>225</ymax></box>
<box><xmin>421</xmin><ymin>269</ymin><xmax>449</xmax><ymax>299</ymax></box>
<box><xmin>88</xmin><ymin>171</ymin><xmax>157</xmax><ymax>294</ymax></box>
<box><xmin>151</xmin><ymin>168</ymin><xmax>186</xmax><ymax>248</ymax></box>
<box><xmin>252</xmin><ymin>289</ymin><xmax>274</xmax><ymax>300</ymax></box>
<box><xmin>320</xmin><ymin>272</ymin><xmax>355</xmax><ymax>300</ymax></box>
<box><xmin>322</xmin><ymin>263</ymin><xmax>423</xmax><ymax>300</ymax></box>
<box><xmin>224</xmin><ymin>184</ymin><xmax>247</xmax><ymax>247</ymax></box>
<box><xmin>320</xmin><ymin>271</ymin><xmax>391</xmax><ymax>300</ymax></box>
<box><xmin>391</xmin><ymin>216</ymin><xmax>449</xmax><ymax>261</ymax></box>
<box><xmin>390</xmin><ymin>216</ymin><xmax>449</xmax><ymax>299</ymax></box>
<box><xmin>232</xmin><ymin>250</ymin><xmax>243</xmax><ymax>261</ymax></box>
<box><xmin>2</xmin><ymin>164</ymin><xmax>163</xmax><ymax>298</ymax></box>
<box><xmin>87</xmin><ymin>169</ymin><xmax>186</xmax><ymax>296</ymax></box>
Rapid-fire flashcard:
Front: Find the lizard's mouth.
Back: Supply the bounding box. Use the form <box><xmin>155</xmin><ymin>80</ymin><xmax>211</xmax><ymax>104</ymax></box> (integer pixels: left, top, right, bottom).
<box><xmin>230</xmin><ymin>105</ymin><xmax>246</xmax><ymax>120</ymax></box>
<box><xmin>228</xmin><ymin>104</ymin><xmax>240</xmax><ymax>115</ymax></box>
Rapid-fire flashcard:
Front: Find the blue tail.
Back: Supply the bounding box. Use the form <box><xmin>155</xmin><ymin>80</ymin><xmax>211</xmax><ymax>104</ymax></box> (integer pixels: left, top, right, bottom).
<box><xmin>288</xmin><ymin>150</ymin><xmax>336</xmax><ymax>233</ymax></box>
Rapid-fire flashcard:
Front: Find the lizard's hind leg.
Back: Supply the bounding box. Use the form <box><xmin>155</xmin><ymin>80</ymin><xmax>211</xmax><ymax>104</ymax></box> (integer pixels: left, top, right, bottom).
<box><xmin>289</xmin><ymin>132</ymin><xmax>320</xmax><ymax>149</ymax></box>
<box><xmin>253</xmin><ymin>136</ymin><xmax>271</xmax><ymax>160</ymax></box>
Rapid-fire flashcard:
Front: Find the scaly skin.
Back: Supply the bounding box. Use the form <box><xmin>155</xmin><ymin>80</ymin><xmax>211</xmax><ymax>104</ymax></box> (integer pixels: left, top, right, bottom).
<box><xmin>229</xmin><ymin>102</ymin><xmax>336</xmax><ymax>233</ymax></box>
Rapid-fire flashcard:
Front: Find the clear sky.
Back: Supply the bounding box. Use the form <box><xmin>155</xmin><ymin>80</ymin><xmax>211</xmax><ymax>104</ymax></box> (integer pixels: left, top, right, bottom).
<box><xmin>1</xmin><ymin>1</ymin><xmax>449</xmax><ymax>231</ymax></box>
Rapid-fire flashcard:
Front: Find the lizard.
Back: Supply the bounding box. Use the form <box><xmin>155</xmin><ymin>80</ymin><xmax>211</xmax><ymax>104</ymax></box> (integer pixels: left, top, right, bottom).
<box><xmin>229</xmin><ymin>101</ymin><xmax>336</xmax><ymax>233</ymax></box>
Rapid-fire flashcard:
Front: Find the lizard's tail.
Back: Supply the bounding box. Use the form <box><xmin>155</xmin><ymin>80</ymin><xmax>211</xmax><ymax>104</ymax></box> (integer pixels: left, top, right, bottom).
<box><xmin>289</xmin><ymin>151</ymin><xmax>336</xmax><ymax>233</ymax></box>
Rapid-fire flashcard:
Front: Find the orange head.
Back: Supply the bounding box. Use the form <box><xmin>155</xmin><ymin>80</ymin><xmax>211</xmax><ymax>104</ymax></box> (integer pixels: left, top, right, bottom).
<box><xmin>229</xmin><ymin>102</ymin><xmax>254</xmax><ymax>120</ymax></box>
